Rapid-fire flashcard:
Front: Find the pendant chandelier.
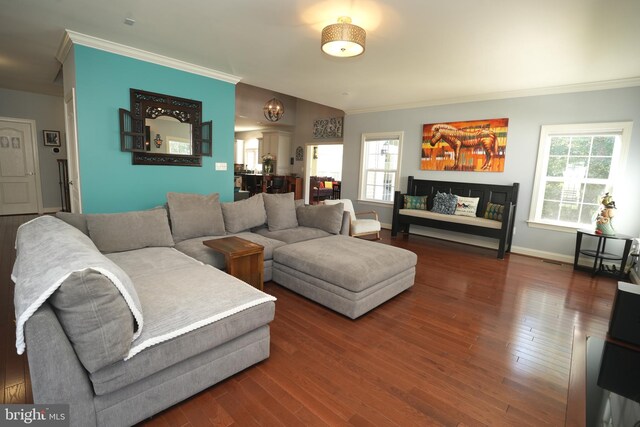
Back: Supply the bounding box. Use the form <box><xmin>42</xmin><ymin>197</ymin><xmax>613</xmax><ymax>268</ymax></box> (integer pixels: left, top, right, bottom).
<box><xmin>321</xmin><ymin>16</ymin><xmax>366</xmax><ymax>58</ymax></box>
<box><xmin>263</xmin><ymin>98</ymin><xmax>284</xmax><ymax>122</ymax></box>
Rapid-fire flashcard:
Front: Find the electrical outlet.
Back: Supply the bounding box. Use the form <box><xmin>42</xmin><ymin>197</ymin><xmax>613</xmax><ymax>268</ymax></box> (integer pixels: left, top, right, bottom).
<box><xmin>215</xmin><ymin>162</ymin><xmax>227</xmax><ymax>171</ymax></box>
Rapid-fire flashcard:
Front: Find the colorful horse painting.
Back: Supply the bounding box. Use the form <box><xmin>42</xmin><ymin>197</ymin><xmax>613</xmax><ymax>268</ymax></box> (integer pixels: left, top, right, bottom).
<box><xmin>421</xmin><ymin>118</ymin><xmax>508</xmax><ymax>172</ymax></box>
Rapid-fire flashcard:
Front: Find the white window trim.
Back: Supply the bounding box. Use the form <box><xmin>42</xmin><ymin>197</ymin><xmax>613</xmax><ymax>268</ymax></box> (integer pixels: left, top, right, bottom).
<box><xmin>527</xmin><ymin>121</ymin><xmax>632</xmax><ymax>232</ymax></box>
<box><xmin>358</xmin><ymin>131</ymin><xmax>404</xmax><ymax>204</ymax></box>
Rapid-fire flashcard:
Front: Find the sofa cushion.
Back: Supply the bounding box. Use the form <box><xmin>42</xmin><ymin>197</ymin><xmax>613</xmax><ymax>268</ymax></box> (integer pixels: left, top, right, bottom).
<box><xmin>94</xmin><ymin>247</ymin><xmax>276</xmax><ymax>395</ymax></box>
<box><xmin>55</xmin><ymin>212</ymin><xmax>89</xmax><ymax>235</ymax></box>
<box><xmin>296</xmin><ymin>203</ymin><xmax>344</xmax><ymax>235</ymax></box>
<box><xmin>86</xmin><ymin>208</ymin><xmax>174</xmax><ymax>253</ymax></box>
<box><xmin>262</xmin><ymin>192</ymin><xmax>298</xmax><ymax>231</ymax></box>
<box><xmin>167</xmin><ymin>192</ymin><xmax>225</xmax><ymax>243</ymax></box>
<box><xmin>174</xmin><ymin>232</ymin><xmax>285</xmax><ymax>269</ymax></box>
<box><xmin>49</xmin><ymin>269</ymin><xmax>134</xmax><ymax>373</ymax></box>
<box><xmin>253</xmin><ymin>226</ymin><xmax>331</xmax><ymax>244</ymax></box>
<box><xmin>221</xmin><ymin>194</ymin><xmax>267</xmax><ymax>233</ymax></box>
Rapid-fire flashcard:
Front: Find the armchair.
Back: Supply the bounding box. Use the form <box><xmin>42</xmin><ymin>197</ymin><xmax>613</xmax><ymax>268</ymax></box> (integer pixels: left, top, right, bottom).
<box><xmin>324</xmin><ymin>199</ymin><xmax>381</xmax><ymax>240</ymax></box>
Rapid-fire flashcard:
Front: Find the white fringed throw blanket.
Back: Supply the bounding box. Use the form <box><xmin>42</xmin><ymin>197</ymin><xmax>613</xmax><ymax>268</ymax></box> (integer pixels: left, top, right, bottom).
<box><xmin>11</xmin><ymin>216</ymin><xmax>144</xmax><ymax>354</ymax></box>
<box><xmin>12</xmin><ymin>216</ymin><xmax>276</xmax><ymax>361</ymax></box>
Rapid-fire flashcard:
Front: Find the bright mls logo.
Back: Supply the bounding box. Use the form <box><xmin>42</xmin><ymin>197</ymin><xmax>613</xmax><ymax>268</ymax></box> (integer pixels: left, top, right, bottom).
<box><xmin>1</xmin><ymin>405</ymin><xmax>69</xmax><ymax>426</ymax></box>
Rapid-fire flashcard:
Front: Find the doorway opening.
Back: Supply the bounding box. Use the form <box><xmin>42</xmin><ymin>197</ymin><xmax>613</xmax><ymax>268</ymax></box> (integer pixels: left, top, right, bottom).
<box><xmin>304</xmin><ymin>144</ymin><xmax>343</xmax><ymax>204</ymax></box>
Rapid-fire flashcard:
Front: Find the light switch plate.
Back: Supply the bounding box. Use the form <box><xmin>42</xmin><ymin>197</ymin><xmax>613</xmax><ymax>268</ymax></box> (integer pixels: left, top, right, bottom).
<box><xmin>215</xmin><ymin>162</ymin><xmax>227</xmax><ymax>171</ymax></box>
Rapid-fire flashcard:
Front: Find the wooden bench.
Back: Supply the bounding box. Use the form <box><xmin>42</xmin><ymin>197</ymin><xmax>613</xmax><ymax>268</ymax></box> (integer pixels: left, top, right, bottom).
<box><xmin>391</xmin><ymin>176</ymin><xmax>519</xmax><ymax>259</ymax></box>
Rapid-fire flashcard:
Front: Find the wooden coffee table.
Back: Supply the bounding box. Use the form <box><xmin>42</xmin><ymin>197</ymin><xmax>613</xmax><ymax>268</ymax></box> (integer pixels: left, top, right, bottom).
<box><xmin>202</xmin><ymin>236</ymin><xmax>264</xmax><ymax>291</ymax></box>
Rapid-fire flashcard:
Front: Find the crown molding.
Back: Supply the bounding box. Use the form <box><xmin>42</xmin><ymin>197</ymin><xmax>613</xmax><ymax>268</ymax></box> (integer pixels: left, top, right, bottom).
<box><xmin>345</xmin><ymin>77</ymin><xmax>640</xmax><ymax>115</ymax></box>
<box><xmin>56</xmin><ymin>30</ymin><xmax>242</xmax><ymax>84</ymax></box>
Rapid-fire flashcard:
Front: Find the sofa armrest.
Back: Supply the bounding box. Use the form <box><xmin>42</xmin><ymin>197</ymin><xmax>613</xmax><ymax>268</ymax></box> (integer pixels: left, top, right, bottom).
<box><xmin>25</xmin><ymin>303</ymin><xmax>97</xmax><ymax>426</ymax></box>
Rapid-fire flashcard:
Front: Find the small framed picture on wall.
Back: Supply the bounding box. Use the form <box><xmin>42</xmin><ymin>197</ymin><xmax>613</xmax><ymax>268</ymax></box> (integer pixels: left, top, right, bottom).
<box><xmin>43</xmin><ymin>130</ymin><xmax>61</xmax><ymax>147</ymax></box>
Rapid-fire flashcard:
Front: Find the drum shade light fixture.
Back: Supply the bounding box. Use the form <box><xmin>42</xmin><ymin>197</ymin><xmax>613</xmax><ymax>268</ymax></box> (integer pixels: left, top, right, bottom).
<box><xmin>321</xmin><ymin>16</ymin><xmax>366</xmax><ymax>58</ymax></box>
<box><xmin>263</xmin><ymin>98</ymin><xmax>284</xmax><ymax>122</ymax></box>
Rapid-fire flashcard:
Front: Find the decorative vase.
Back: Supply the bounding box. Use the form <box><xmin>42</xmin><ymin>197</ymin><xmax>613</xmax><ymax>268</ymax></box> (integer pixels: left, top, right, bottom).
<box><xmin>594</xmin><ymin>193</ymin><xmax>617</xmax><ymax>235</ymax></box>
<box><xmin>264</xmin><ymin>163</ymin><xmax>272</xmax><ymax>175</ymax></box>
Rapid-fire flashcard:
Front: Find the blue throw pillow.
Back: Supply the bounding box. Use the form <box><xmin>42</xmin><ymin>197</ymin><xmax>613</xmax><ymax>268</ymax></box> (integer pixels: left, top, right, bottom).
<box><xmin>431</xmin><ymin>192</ymin><xmax>457</xmax><ymax>215</ymax></box>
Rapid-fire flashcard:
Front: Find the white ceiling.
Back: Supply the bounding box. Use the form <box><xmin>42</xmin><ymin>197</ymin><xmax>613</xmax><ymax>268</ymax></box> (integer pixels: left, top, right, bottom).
<box><xmin>1</xmin><ymin>0</ymin><xmax>639</xmax><ymax>113</ymax></box>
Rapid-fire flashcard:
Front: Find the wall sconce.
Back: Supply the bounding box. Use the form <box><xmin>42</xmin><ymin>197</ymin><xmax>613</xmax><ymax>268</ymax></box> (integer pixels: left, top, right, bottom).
<box><xmin>263</xmin><ymin>98</ymin><xmax>284</xmax><ymax>122</ymax></box>
<box><xmin>154</xmin><ymin>134</ymin><xmax>163</xmax><ymax>148</ymax></box>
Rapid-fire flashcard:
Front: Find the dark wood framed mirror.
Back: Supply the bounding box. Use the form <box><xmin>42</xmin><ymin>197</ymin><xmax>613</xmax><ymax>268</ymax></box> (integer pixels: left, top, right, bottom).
<box><xmin>119</xmin><ymin>88</ymin><xmax>212</xmax><ymax>166</ymax></box>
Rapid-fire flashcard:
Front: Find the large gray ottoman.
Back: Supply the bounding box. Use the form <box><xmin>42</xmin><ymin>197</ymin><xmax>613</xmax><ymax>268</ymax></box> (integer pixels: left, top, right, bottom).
<box><xmin>272</xmin><ymin>235</ymin><xmax>417</xmax><ymax>318</ymax></box>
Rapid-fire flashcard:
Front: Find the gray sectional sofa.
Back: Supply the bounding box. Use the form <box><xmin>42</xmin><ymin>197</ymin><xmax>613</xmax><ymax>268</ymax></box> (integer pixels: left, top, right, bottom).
<box><xmin>12</xmin><ymin>191</ymin><xmax>416</xmax><ymax>426</ymax></box>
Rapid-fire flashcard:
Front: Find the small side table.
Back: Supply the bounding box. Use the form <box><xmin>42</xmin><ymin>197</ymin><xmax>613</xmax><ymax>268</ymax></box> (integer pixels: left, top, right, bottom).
<box><xmin>573</xmin><ymin>229</ymin><xmax>633</xmax><ymax>280</ymax></box>
<box><xmin>203</xmin><ymin>236</ymin><xmax>264</xmax><ymax>291</ymax></box>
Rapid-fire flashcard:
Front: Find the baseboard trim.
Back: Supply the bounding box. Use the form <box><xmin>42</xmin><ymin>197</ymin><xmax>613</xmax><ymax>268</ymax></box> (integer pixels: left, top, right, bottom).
<box><xmin>390</xmin><ymin>227</ymin><xmax>573</xmax><ymax>264</ymax></box>
<box><xmin>510</xmin><ymin>246</ymin><xmax>574</xmax><ymax>264</ymax></box>
<box><xmin>42</xmin><ymin>207</ymin><xmax>62</xmax><ymax>214</ymax></box>
<box><xmin>392</xmin><ymin>226</ymin><xmax>498</xmax><ymax>250</ymax></box>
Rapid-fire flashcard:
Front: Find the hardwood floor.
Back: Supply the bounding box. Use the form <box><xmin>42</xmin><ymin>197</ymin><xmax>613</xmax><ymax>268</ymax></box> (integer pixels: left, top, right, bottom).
<box><xmin>1</xmin><ymin>214</ymin><xmax>616</xmax><ymax>425</ymax></box>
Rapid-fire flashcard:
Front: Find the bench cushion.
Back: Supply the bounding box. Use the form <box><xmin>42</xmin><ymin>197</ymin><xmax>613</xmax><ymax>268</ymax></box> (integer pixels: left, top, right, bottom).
<box><xmin>399</xmin><ymin>209</ymin><xmax>501</xmax><ymax>229</ymax></box>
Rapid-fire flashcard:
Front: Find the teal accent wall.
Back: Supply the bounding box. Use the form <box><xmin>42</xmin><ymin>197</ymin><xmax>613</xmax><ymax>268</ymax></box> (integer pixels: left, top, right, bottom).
<box><xmin>74</xmin><ymin>45</ymin><xmax>235</xmax><ymax>213</ymax></box>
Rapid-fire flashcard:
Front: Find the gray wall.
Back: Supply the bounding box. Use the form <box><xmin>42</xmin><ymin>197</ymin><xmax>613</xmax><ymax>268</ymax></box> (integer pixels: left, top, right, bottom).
<box><xmin>0</xmin><ymin>87</ymin><xmax>66</xmax><ymax>210</ymax></box>
<box><xmin>235</xmin><ymin>83</ymin><xmax>344</xmax><ymax>180</ymax></box>
<box><xmin>291</xmin><ymin>98</ymin><xmax>344</xmax><ymax>177</ymax></box>
<box><xmin>343</xmin><ymin>86</ymin><xmax>640</xmax><ymax>260</ymax></box>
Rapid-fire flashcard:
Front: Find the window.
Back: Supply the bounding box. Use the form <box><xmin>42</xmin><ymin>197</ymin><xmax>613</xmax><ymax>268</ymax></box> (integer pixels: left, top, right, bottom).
<box><xmin>168</xmin><ymin>137</ymin><xmax>191</xmax><ymax>155</ymax></box>
<box><xmin>359</xmin><ymin>132</ymin><xmax>403</xmax><ymax>203</ymax></box>
<box><xmin>528</xmin><ymin>122</ymin><xmax>632</xmax><ymax>231</ymax></box>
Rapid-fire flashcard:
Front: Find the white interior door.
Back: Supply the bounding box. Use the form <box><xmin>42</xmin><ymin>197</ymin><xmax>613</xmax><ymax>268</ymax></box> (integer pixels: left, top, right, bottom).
<box><xmin>0</xmin><ymin>117</ymin><xmax>42</xmax><ymax>215</ymax></box>
<box><xmin>64</xmin><ymin>89</ymin><xmax>82</xmax><ymax>213</ymax></box>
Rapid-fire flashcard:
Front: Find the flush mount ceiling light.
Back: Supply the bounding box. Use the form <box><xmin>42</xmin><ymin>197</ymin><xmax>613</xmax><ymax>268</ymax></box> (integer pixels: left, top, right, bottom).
<box><xmin>263</xmin><ymin>98</ymin><xmax>284</xmax><ymax>122</ymax></box>
<box><xmin>321</xmin><ymin>16</ymin><xmax>366</xmax><ymax>58</ymax></box>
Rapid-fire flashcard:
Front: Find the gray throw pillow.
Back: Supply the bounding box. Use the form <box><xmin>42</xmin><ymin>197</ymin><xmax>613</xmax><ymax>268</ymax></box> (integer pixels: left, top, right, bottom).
<box><xmin>431</xmin><ymin>192</ymin><xmax>457</xmax><ymax>215</ymax></box>
<box><xmin>49</xmin><ymin>269</ymin><xmax>134</xmax><ymax>373</ymax></box>
<box><xmin>296</xmin><ymin>203</ymin><xmax>344</xmax><ymax>235</ymax></box>
<box><xmin>55</xmin><ymin>212</ymin><xmax>89</xmax><ymax>235</ymax></box>
<box><xmin>87</xmin><ymin>208</ymin><xmax>175</xmax><ymax>253</ymax></box>
<box><xmin>262</xmin><ymin>192</ymin><xmax>298</xmax><ymax>231</ymax></box>
<box><xmin>166</xmin><ymin>192</ymin><xmax>226</xmax><ymax>242</ymax></box>
<box><xmin>221</xmin><ymin>193</ymin><xmax>267</xmax><ymax>233</ymax></box>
